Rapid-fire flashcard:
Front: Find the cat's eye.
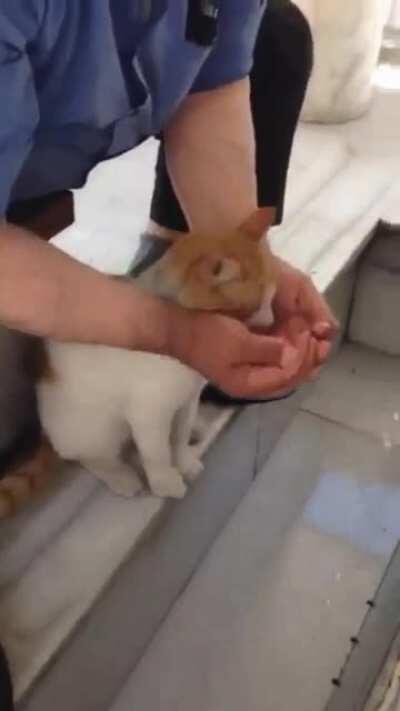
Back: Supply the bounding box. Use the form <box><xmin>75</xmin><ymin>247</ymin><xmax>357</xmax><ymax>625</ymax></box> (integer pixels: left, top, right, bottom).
<box><xmin>212</xmin><ymin>260</ymin><xmax>223</xmax><ymax>277</ymax></box>
<box><xmin>211</xmin><ymin>258</ymin><xmax>241</xmax><ymax>284</ymax></box>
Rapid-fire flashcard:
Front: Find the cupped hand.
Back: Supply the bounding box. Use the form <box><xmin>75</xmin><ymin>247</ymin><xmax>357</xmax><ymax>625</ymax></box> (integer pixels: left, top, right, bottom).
<box><xmin>272</xmin><ymin>257</ymin><xmax>339</xmax><ymax>373</ymax></box>
<box><xmin>244</xmin><ymin>256</ymin><xmax>340</xmax><ymax>394</ymax></box>
<box><xmin>179</xmin><ymin>311</ymin><xmax>311</xmax><ymax>399</ymax></box>
<box><xmin>168</xmin><ymin>258</ymin><xmax>339</xmax><ymax>399</ymax></box>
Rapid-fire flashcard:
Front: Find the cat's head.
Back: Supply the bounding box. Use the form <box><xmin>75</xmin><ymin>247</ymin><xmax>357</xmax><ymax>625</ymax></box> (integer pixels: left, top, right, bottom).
<box><xmin>154</xmin><ymin>210</ymin><xmax>277</xmax><ymax>324</ymax></box>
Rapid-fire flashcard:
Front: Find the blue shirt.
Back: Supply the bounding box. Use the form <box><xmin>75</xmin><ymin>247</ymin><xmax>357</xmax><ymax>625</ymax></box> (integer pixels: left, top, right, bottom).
<box><xmin>0</xmin><ymin>0</ymin><xmax>265</xmax><ymax>216</ymax></box>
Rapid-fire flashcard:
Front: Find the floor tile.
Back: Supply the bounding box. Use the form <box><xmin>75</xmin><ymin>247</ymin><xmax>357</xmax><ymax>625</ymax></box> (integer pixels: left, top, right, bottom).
<box><xmin>304</xmin><ymin>344</ymin><xmax>400</xmax><ymax>445</ymax></box>
<box><xmin>110</xmin><ymin>413</ymin><xmax>398</xmax><ymax>711</ymax></box>
<box><xmin>0</xmin><ymin>403</ymin><xmax>234</xmax><ymax>701</ymax></box>
<box><xmin>20</xmin><ymin>407</ymin><xmax>260</xmax><ymax>711</ymax></box>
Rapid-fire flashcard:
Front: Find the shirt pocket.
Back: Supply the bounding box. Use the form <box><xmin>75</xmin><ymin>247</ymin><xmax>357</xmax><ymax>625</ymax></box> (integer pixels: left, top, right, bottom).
<box><xmin>186</xmin><ymin>0</ymin><xmax>220</xmax><ymax>47</ymax></box>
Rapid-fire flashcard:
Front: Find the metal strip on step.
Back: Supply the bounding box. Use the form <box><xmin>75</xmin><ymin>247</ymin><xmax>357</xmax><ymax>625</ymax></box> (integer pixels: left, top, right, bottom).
<box><xmin>325</xmin><ymin>543</ymin><xmax>400</xmax><ymax>711</ymax></box>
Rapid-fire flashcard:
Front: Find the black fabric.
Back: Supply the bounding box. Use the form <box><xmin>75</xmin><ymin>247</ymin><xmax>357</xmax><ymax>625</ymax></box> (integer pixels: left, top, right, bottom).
<box><xmin>150</xmin><ymin>1</ymin><xmax>313</xmax><ymax>230</ymax></box>
<box><xmin>252</xmin><ymin>2</ymin><xmax>313</xmax><ymax>220</ymax></box>
<box><xmin>0</xmin><ymin>417</ymin><xmax>41</xmax><ymax>478</ymax></box>
<box><xmin>128</xmin><ymin>233</ymin><xmax>173</xmax><ymax>278</ymax></box>
<box><xmin>6</xmin><ymin>191</ymin><xmax>71</xmax><ymax>226</ymax></box>
<box><xmin>201</xmin><ymin>385</ymin><xmax>296</xmax><ymax>406</ymax></box>
<box><xmin>0</xmin><ymin>644</ymin><xmax>14</xmax><ymax>711</ymax></box>
<box><xmin>186</xmin><ymin>0</ymin><xmax>219</xmax><ymax>47</ymax></box>
<box><xmin>267</xmin><ymin>0</ymin><xmax>291</xmax><ymax>11</ymax></box>
<box><xmin>0</xmin><ymin>330</ymin><xmax>42</xmax><ymax>479</ymax></box>
<box><xmin>150</xmin><ymin>147</ymin><xmax>189</xmax><ymax>232</ymax></box>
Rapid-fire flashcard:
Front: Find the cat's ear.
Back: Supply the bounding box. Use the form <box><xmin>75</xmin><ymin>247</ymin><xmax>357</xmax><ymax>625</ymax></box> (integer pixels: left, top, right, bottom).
<box><xmin>240</xmin><ymin>208</ymin><xmax>272</xmax><ymax>241</ymax></box>
<box><xmin>196</xmin><ymin>256</ymin><xmax>241</xmax><ymax>285</ymax></box>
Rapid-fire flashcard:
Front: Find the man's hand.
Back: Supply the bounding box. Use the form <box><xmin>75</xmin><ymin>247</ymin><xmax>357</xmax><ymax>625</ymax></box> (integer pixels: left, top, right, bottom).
<box><xmin>267</xmin><ymin>257</ymin><xmax>339</xmax><ymax>388</ymax></box>
<box><xmin>164</xmin><ymin>253</ymin><xmax>339</xmax><ymax>400</ymax></box>
<box><xmin>170</xmin><ymin>309</ymin><xmax>312</xmax><ymax>399</ymax></box>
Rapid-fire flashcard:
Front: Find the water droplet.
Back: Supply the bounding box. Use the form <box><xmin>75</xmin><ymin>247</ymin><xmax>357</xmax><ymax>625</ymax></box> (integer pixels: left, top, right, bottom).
<box><xmin>382</xmin><ymin>433</ymin><xmax>392</xmax><ymax>450</ymax></box>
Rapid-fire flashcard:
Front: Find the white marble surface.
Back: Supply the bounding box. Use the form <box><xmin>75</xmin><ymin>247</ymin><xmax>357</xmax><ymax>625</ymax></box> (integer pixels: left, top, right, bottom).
<box><xmin>296</xmin><ymin>0</ymin><xmax>387</xmax><ymax>123</ymax></box>
<box><xmin>350</xmin><ymin>263</ymin><xmax>400</xmax><ymax>355</ymax></box>
<box><xmin>274</xmin><ymin>72</ymin><xmax>400</xmax><ymax>292</ymax></box>
<box><xmin>0</xmin><ymin>488</ymin><xmax>162</xmax><ymax>698</ymax></box>
<box><xmin>54</xmin><ymin>138</ymin><xmax>160</xmax><ymax>270</ymax></box>
<box><xmin>0</xmin><ymin>403</ymin><xmax>233</xmax><ymax>701</ymax></box>
<box><xmin>304</xmin><ymin>344</ymin><xmax>400</xmax><ymax>447</ymax></box>
<box><xmin>2</xmin><ymin>72</ymin><xmax>400</xmax><ymax>703</ymax></box>
<box><xmin>388</xmin><ymin>0</ymin><xmax>400</xmax><ymax>28</ymax></box>
<box><xmin>349</xmin><ymin>225</ymin><xmax>400</xmax><ymax>355</ymax></box>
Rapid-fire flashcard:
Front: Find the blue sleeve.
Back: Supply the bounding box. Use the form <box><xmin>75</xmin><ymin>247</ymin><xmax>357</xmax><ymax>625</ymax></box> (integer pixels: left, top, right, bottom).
<box><xmin>191</xmin><ymin>0</ymin><xmax>266</xmax><ymax>93</ymax></box>
<box><xmin>0</xmin><ymin>5</ymin><xmax>41</xmax><ymax>216</ymax></box>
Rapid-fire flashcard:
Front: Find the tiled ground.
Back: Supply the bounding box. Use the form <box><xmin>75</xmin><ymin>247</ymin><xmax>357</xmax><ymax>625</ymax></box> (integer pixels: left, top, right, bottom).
<box><xmin>110</xmin><ymin>344</ymin><xmax>400</xmax><ymax>711</ymax></box>
<box><xmin>304</xmin><ymin>344</ymin><xmax>400</xmax><ymax>446</ymax></box>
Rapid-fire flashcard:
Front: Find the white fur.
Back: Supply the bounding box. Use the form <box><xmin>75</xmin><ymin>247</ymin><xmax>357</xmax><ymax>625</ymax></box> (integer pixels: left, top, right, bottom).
<box><xmin>248</xmin><ymin>285</ymin><xmax>276</xmax><ymax>329</ymax></box>
<box><xmin>37</xmin><ymin>260</ymin><xmax>275</xmax><ymax>500</ymax></box>
<box><xmin>37</xmin><ymin>344</ymin><xmax>205</xmax><ymax>499</ymax></box>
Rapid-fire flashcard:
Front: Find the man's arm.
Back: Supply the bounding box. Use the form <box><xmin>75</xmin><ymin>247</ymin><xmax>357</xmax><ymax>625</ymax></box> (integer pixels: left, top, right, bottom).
<box><xmin>164</xmin><ymin>78</ymin><xmax>268</xmax><ymax>234</ymax></box>
<box><xmin>163</xmin><ymin>0</ymin><xmax>268</xmax><ymax>234</ymax></box>
<box><xmin>0</xmin><ymin>224</ymin><xmax>294</xmax><ymax>397</ymax></box>
<box><xmin>0</xmin><ymin>223</ymin><xmax>176</xmax><ymax>353</ymax></box>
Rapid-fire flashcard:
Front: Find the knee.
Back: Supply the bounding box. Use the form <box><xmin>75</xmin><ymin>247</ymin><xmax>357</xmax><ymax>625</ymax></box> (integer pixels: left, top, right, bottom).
<box><xmin>286</xmin><ymin>3</ymin><xmax>314</xmax><ymax>81</ymax></box>
<box><xmin>255</xmin><ymin>2</ymin><xmax>314</xmax><ymax>87</ymax></box>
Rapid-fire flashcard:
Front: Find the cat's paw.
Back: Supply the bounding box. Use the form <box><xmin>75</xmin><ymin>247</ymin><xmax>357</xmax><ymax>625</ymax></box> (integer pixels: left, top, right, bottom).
<box><xmin>177</xmin><ymin>448</ymin><xmax>204</xmax><ymax>483</ymax></box>
<box><xmin>148</xmin><ymin>467</ymin><xmax>187</xmax><ymax>500</ymax></box>
<box><xmin>107</xmin><ymin>472</ymin><xmax>143</xmax><ymax>498</ymax></box>
<box><xmin>83</xmin><ymin>459</ymin><xmax>143</xmax><ymax>498</ymax></box>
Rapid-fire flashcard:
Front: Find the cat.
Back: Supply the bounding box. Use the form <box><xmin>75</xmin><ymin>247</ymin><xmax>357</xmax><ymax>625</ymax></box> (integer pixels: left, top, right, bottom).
<box><xmin>0</xmin><ymin>210</ymin><xmax>277</xmax><ymax>508</ymax></box>
<box><xmin>37</xmin><ymin>210</ymin><xmax>277</xmax><ymax>500</ymax></box>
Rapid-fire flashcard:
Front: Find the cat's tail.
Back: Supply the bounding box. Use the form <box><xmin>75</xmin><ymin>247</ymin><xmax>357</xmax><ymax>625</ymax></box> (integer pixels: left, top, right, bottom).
<box><xmin>0</xmin><ymin>438</ymin><xmax>58</xmax><ymax>519</ymax></box>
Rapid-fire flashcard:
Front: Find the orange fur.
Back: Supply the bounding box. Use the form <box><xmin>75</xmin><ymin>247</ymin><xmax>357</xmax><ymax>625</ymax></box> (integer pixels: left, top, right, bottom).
<box><xmin>0</xmin><ymin>437</ymin><xmax>58</xmax><ymax>519</ymax></box>
<box><xmin>154</xmin><ymin>212</ymin><xmax>277</xmax><ymax>318</ymax></box>
<box><xmin>29</xmin><ymin>339</ymin><xmax>56</xmax><ymax>382</ymax></box>
<box><xmin>0</xmin><ymin>338</ymin><xmax>57</xmax><ymax>520</ymax></box>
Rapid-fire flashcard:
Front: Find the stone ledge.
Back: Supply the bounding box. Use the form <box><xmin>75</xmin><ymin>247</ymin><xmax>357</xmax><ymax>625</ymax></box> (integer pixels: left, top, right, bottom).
<box><xmin>4</xmin><ymin>82</ymin><xmax>400</xmax><ymax>703</ymax></box>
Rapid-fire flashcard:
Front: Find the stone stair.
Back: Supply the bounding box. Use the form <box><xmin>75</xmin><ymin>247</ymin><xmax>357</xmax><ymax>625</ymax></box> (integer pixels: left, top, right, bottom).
<box><xmin>1</xmin><ymin>77</ymin><xmax>399</xmax><ymax>710</ymax></box>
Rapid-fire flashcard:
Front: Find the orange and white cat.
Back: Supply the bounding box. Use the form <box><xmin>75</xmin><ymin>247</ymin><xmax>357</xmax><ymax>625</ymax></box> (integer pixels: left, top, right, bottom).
<box><xmin>37</xmin><ymin>211</ymin><xmax>277</xmax><ymax>499</ymax></box>
<box><xmin>1</xmin><ymin>210</ymin><xmax>277</xmax><ymax>508</ymax></box>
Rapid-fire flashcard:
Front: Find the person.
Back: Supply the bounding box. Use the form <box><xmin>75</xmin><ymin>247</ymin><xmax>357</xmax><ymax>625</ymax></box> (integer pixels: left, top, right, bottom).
<box><xmin>149</xmin><ymin>0</ymin><xmax>324</xmax><ymax>403</ymax></box>
<box><xmin>0</xmin><ymin>1</ymin><xmax>337</xmax><ymax>406</ymax></box>
<box><xmin>0</xmin><ymin>3</ymin><xmax>337</xmax><ymax>703</ymax></box>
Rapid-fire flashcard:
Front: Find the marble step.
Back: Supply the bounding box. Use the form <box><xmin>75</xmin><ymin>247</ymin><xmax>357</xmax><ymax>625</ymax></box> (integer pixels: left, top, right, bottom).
<box><xmin>349</xmin><ymin>223</ymin><xmax>400</xmax><ymax>355</ymax></box>
<box><xmin>110</xmin><ymin>346</ymin><xmax>400</xmax><ymax>711</ymax></box>
<box><xmin>1</xmin><ymin>405</ymin><xmax>233</xmax><ymax>702</ymax></box>
<box><xmin>3</xmin><ymin>80</ymin><xmax>400</xmax><ymax>705</ymax></box>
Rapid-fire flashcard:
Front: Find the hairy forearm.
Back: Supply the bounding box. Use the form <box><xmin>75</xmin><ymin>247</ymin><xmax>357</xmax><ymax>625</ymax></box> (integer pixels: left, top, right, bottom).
<box><xmin>0</xmin><ymin>224</ymin><xmax>181</xmax><ymax>353</ymax></box>
<box><xmin>164</xmin><ymin>78</ymin><xmax>260</xmax><ymax>234</ymax></box>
